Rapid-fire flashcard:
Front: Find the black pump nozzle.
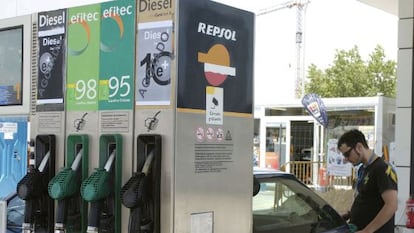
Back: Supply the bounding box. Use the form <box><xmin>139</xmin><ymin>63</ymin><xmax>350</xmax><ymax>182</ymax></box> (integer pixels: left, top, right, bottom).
<box><xmin>17</xmin><ymin>151</ymin><xmax>50</xmax><ymax>200</ymax></box>
<box><xmin>17</xmin><ymin>151</ymin><xmax>51</xmax><ymax>232</ymax></box>
<box><xmin>121</xmin><ymin>151</ymin><xmax>154</xmax><ymax>233</ymax></box>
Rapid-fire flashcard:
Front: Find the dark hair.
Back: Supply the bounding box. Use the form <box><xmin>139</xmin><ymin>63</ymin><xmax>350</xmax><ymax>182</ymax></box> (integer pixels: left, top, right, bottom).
<box><xmin>337</xmin><ymin>129</ymin><xmax>369</xmax><ymax>149</ymax></box>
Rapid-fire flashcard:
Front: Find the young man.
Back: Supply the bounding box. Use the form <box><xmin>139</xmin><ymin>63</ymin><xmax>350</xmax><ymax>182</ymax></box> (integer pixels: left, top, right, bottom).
<box><xmin>337</xmin><ymin>129</ymin><xmax>398</xmax><ymax>233</ymax></box>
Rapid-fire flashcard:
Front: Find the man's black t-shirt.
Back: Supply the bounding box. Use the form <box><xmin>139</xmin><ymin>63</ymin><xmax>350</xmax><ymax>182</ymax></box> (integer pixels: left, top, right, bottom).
<box><xmin>350</xmin><ymin>157</ymin><xmax>398</xmax><ymax>233</ymax></box>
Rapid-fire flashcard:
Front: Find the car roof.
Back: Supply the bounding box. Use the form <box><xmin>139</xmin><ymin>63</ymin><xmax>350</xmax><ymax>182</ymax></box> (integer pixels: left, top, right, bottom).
<box><xmin>253</xmin><ymin>167</ymin><xmax>295</xmax><ymax>178</ymax></box>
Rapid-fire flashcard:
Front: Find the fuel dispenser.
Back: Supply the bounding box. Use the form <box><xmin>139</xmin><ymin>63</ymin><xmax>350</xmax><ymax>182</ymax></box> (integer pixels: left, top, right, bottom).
<box><xmin>121</xmin><ymin>135</ymin><xmax>161</xmax><ymax>233</ymax></box>
<box><xmin>16</xmin><ymin>135</ymin><xmax>56</xmax><ymax>233</ymax></box>
<box><xmin>81</xmin><ymin>135</ymin><xmax>122</xmax><ymax>233</ymax></box>
<box><xmin>48</xmin><ymin>135</ymin><xmax>89</xmax><ymax>233</ymax></box>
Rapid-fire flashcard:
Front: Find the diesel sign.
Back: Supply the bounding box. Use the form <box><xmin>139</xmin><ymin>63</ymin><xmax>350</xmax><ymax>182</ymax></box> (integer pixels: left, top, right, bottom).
<box><xmin>139</xmin><ymin>0</ymin><xmax>172</xmax><ymax>12</ymax></box>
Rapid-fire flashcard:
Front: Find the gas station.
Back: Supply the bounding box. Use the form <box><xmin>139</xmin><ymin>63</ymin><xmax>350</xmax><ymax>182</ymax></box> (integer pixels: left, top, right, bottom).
<box><xmin>1</xmin><ymin>0</ymin><xmax>414</xmax><ymax>233</ymax></box>
<box><xmin>0</xmin><ymin>0</ymin><xmax>254</xmax><ymax>232</ymax></box>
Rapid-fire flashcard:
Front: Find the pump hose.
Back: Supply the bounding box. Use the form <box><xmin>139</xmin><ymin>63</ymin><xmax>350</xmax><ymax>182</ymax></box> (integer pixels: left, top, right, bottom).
<box><xmin>128</xmin><ymin>206</ymin><xmax>153</xmax><ymax>233</ymax></box>
<box><xmin>128</xmin><ymin>208</ymin><xmax>142</xmax><ymax>233</ymax></box>
<box><xmin>88</xmin><ymin>201</ymin><xmax>102</xmax><ymax>230</ymax></box>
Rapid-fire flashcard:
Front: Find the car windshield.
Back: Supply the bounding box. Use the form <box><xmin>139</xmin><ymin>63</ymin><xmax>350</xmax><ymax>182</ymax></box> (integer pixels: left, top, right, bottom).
<box><xmin>253</xmin><ymin>176</ymin><xmax>345</xmax><ymax>233</ymax></box>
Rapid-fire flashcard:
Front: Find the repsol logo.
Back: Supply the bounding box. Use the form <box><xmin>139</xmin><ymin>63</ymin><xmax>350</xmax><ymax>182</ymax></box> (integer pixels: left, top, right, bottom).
<box><xmin>139</xmin><ymin>0</ymin><xmax>172</xmax><ymax>12</ymax></box>
<box><xmin>197</xmin><ymin>22</ymin><xmax>236</xmax><ymax>41</ymax></box>
<box><xmin>39</xmin><ymin>11</ymin><xmax>65</xmax><ymax>27</ymax></box>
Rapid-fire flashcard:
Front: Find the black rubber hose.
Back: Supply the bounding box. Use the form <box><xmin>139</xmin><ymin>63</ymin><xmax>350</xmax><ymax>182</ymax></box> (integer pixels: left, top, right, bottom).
<box><xmin>128</xmin><ymin>208</ymin><xmax>142</xmax><ymax>233</ymax></box>
<box><xmin>88</xmin><ymin>201</ymin><xmax>102</xmax><ymax>229</ymax></box>
<box><xmin>56</xmin><ymin>199</ymin><xmax>67</xmax><ymax>225</ymax></box>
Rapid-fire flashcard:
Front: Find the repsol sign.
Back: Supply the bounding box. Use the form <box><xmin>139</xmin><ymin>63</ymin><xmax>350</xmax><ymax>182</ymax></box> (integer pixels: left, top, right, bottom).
<box><xmin>138</xmin><ymin>0</ymin><xmax>172</xmax><ymax>12</ymax></box>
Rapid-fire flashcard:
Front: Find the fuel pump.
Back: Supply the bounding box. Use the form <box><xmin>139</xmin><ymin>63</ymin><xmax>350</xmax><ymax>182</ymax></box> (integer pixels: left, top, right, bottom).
<box><xmin>120</xmin><ymin>135</ymin><xmax>161</xmax><ymax>233</ymax></box>
<box><xmin>48</xmin><ymin>135</ymin><xmax>89</xmax><ymax>233</ymax></box>
<box><xmin>16</xmin><ymin>135</ymin><xmax>56</xmax><ymax>233</ymax></box>
<box><xmin>81</xmin><ymin>135</ymin><xmax>122</xmax><ymax>233</ymax></box>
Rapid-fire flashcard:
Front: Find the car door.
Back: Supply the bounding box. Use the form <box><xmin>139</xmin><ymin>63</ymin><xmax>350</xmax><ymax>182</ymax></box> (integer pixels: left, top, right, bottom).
<box><xmin>253</xmin><ymin>175</ymin><xmax>349</xmax><ymax>233</ymax></box>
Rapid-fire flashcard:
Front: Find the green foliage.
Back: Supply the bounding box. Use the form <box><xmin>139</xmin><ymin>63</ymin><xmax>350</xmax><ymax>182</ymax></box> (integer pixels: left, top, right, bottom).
<box><xmin>304</xmin><ymin>45</ymin><xmax>396</xmax><ymax>97</ymax></box>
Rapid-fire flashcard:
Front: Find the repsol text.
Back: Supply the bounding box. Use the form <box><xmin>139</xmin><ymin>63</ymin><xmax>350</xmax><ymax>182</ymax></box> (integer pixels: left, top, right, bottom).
<box><xmin>197</xmin><ymin>22</ymin><xmax>236</xmax><ymax>41</ymax></box>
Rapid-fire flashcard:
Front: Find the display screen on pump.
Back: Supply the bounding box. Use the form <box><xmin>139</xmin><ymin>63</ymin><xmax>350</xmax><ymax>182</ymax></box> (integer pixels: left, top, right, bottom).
<box><xmin>0</xmin><ymin>26</ymin><xmax>23</xmax><ymax>106</ymax></box>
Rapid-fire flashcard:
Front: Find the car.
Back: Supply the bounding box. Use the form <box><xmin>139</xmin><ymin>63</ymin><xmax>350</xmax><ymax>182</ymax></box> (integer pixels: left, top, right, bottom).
<box><xmin>4</xmin><ymin>193</ymin><xmax>24</xmax><ymax>233</ymax></box>
<box><xmin>253</xmin><ymin>167</ymin><xmax>351</xmax><ymax>233</ymax></box>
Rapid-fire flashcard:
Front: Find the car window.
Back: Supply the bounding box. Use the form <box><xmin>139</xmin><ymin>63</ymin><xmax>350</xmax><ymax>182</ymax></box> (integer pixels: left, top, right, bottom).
<box><xmin>253</xmin><ymin>176</ymin><xmax>345</xmax><ymax>233</ymax></box>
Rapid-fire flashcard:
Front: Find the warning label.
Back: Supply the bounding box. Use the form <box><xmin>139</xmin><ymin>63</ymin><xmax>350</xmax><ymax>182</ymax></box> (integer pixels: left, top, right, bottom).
<box><xmin>194</xmin><ymin>143</ymin><xmax>233</xmax><ymax>173</ymax></box>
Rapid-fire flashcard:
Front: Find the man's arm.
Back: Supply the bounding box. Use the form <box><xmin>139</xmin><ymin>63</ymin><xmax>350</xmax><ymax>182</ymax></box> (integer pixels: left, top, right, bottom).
<box><xmin>358</xmin><ymin>189</ymin><xmax>398</xmax><ymax>233</ymax></box>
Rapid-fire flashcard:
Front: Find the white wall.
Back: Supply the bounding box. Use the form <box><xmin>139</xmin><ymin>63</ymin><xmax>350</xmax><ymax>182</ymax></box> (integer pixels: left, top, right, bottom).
<box><xmin>0</xmin><ymin>0</ymin><xmax>112</xmax><ymax>19</ymax></box>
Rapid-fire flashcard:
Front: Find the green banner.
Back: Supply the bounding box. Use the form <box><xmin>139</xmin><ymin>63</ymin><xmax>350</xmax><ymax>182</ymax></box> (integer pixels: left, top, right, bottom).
<box><xmin>99</xmin><ymin>0</ymin><xmax>136</xmax><ymax>110</ymax></box>
<box><xmin>66</xmin><ymin>4</ymin><xmax>101</xmax><ymax>111</ymax></box>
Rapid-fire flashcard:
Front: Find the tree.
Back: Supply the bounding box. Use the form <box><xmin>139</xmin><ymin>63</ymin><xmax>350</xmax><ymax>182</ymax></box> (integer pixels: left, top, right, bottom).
<box><xmin>304</xmin><ymin>45</ymin><xmax>396</xmax><ymax>97</ymax></box>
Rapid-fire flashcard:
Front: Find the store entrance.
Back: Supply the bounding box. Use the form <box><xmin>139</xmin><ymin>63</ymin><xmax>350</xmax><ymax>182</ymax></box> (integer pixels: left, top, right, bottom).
<box><xmin>265</xmin><ymin>123</ymin><xmax>286</xmax><ymax>169</ymax></box>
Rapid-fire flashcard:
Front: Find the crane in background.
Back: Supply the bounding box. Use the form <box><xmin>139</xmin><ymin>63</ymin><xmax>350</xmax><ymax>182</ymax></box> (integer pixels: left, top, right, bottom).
<box><xmin>257</xmin><ymin>0</ymin><xmax>310</xmax><ymax>99</ymax></box>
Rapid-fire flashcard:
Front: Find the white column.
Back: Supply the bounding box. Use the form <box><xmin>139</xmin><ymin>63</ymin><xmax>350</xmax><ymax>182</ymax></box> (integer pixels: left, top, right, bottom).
<box><xmin>395</xmin><ymin>0</ymin><xmax>414</xmax><ymax>230</ymax></box>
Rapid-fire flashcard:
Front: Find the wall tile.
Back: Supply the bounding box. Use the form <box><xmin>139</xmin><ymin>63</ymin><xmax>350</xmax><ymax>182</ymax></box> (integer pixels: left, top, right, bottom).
<box><xmin>397</xmin><ymin>49</ymin><xmax>412</xmax><ymax>107</ymax></box>
<box><xmin>398</xmin><ymin>19</ymin><xmax>414</xmax><ymax>49</ymax></box>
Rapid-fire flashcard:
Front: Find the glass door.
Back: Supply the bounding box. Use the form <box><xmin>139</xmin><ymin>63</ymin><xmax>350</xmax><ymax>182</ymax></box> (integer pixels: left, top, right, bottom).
<box><xmin>265</xmin><ymin>123</ymin><xmax>286</xmax><ymax>169</ymax></box>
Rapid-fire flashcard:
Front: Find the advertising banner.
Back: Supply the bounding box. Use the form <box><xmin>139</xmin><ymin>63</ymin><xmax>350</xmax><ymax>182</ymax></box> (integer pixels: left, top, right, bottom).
<box><xmin>177</xmin><ymin>0</ymin><xmax>254</xmax><ymax>115</ymax></box>
<box><xmin>301</xmin><ymin>93</ymin><xmax>328</xmax><ymax>128</ymax></box>
<box><xmin>37</xmin><ymin>9</ymin><xmax>66</xmax><ymax>111</ymax></box>
<box><xmin>66</xmin><ymin>4</ymin><xmax>101</xmax><ymax>111</ymax></box>
<box><xmin>136</xmin><ymin>20</ymin><xmax>173</xmax><ymax>105</ymax></box>
<box><xmin>99</xmin><ymin>0</ymin><xmax>136</xmax><ymax>110</ymax></box>
<box><xmin>327</xmin><ymin>139</ymin><xmax>352</xmax><ymax>176</ymax></box>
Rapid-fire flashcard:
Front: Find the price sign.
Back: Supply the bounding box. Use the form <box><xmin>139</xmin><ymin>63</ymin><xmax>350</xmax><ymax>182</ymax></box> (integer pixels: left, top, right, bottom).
<box><xmin>99</xmin><ymin>0</ymin><xmax>135</xmax><ymax>110</ymax></box>
<box><xmin>66</xmin><ymin>4</ymin><xmax>101</xmax><ymax>111</ymax></box>
<box><xmin>136</xmin><ymin>20</ymin><xmax>173</xmax><ymax>106</ymax></box>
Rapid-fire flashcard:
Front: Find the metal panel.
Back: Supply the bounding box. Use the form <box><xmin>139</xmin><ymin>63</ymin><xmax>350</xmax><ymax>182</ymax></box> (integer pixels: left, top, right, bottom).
<box><xmin>0</xmin><ymin>200</ymin><xmax>6</xmax><ymax>233</ymax></box>
<box><xmin>0</xmin><ymin>118</ymin><xmax>28</xmax><ymax>199</ymax></box>
<box><xmin>175</xmin><ymin>113</ymin><xmax>253</xmax><ymax>233</ymax></box>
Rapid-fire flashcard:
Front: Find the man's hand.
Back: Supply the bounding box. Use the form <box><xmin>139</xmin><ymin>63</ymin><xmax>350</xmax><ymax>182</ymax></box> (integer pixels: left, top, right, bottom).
<box><xmin>341</xmin><ymin>210</ymin><xmax>350</xmax><ymax>221</ymax></box>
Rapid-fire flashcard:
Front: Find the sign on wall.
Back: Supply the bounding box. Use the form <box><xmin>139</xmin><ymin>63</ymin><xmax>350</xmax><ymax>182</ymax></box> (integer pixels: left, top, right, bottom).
<box><xmin>66</xmin><ymin>3</ymin><xmax>101</xmax><ymax>111</ymax></box>
<box><xmin>66</xmin><ymin>0</ymin><xmax>136</xmax><ymax>111</ymax></box>
<box><xmin>136</xmin><ymin>20</ymin><xmax>173</xmax><ymax>105</ymax></box>
<box><xmin>177</xmin><ymin>0</ymin><xmax>254</xmax><ymax>115</ymax></box>
<box><xmin>37</xmin><ymin>9</ymin><xmax>66</xmax><ymax>111</ymax></box>
<box><xmin>99</xmin><ymin>0</ymin><xmax>136</xmax><ymax>110</ymax></box>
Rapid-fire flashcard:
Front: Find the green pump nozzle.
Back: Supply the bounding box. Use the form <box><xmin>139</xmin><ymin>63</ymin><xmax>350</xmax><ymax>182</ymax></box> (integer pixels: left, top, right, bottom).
<box><xmin>48</xmin><ymin>149</ymin><xmax>84</xmax><ymax>232</ymax></box>
<box><xmin>81</xmin><ymin>150</ymin><xmax>115</xmax><ymax>202</ymax></box>
<box><xmin>48</xmin><ymin>149</ymin><xmax>83</xmax><ymax>200</ymax></box>
<box><xmin>81</xmin><ymin>150</ymin><xmax>116</xmax><ymax>233</ymax></box>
